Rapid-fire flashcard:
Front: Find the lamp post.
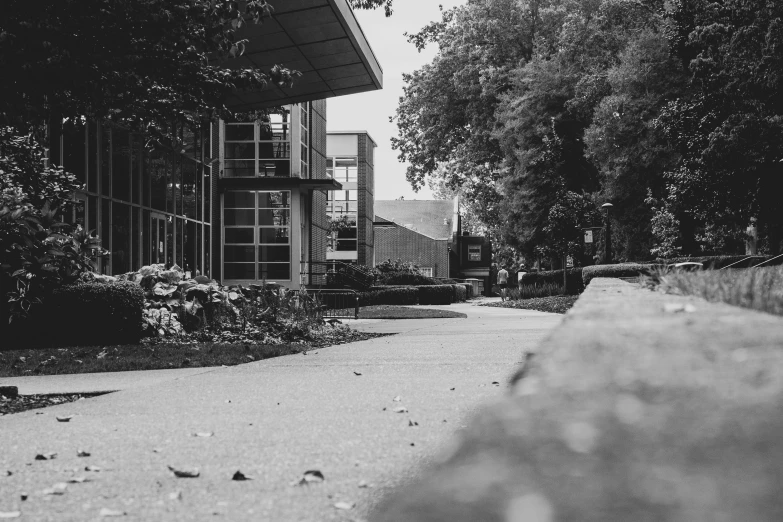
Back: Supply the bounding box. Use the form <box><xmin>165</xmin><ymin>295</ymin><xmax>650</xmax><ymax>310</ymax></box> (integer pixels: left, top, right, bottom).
<box><xmin>601</xmin><ymin>203</ymin><xmax>614</xmax><ymax>264</ymax></box>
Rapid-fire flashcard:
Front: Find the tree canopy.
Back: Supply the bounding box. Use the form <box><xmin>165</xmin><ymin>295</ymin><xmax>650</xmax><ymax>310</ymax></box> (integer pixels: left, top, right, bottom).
<box><xmin>395</xmin><ymin>0</ymin><xmax>783</xmax><ymax>263</ymax></box>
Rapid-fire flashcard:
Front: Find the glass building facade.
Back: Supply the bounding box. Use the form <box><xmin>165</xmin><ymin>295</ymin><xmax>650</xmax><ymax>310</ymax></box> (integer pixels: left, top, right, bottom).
<box><xmin>51</xmin><ymin>121</ymin><xmax>212</xmax><ymax>278</ymax></box>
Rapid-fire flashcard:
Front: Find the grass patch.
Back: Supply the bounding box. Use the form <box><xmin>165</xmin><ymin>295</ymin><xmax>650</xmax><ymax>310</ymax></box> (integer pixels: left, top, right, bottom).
<box><xmin>0</xmin><ymin>331</ymin><xmax>390</xmax><ymax>378</ymax></box>
<box><xmin>355</xmin><ymin>305</ymin><xmax>467</xmax><ymax>319</ymax></box>
<box><xmin>649</xmin><ymin>265</ymin><xmax>783</xmax><ymax>316</ymax></box>
<box><xmin>480</xmin><ymin>296</ymin><xmax>579</xmax><ymax>314</ymax></box>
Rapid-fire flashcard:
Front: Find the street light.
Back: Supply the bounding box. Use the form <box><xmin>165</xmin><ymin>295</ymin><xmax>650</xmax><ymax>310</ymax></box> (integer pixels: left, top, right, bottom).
<box><xmin>601</xmin><ymin>203</ymin><xmax>614</xmax><ymax>264</ymax></box>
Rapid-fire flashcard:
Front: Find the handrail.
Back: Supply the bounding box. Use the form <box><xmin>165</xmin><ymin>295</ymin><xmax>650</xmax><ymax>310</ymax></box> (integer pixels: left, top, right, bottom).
<box><xmin>751</xmin><ymin>253</ymin><xmax>783</xmax><ymax>268</ymax></box>
<box><xmin>301</xmin><ymin>260</ymin><xmax>374</xmax><ymax>289</ymax></box>
<box><xmin>720</xmin><ymin>256</ymin><xmax>764</xmax><ymax>270</ymax></box>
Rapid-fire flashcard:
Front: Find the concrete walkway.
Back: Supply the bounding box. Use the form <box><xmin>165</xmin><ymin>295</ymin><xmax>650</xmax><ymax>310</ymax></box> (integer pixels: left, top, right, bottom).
<box><xmin>0</xmin><ymin>302</ymin><xmax>561</xmax><ymax>521</ymax></box>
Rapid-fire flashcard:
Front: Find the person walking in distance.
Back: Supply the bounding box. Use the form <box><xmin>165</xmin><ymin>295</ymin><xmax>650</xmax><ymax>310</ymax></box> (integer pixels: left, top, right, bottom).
<box><xmin>497</xmin><ymin>265</ymin><xmax>509</xmax><ymax>302</ymax></box>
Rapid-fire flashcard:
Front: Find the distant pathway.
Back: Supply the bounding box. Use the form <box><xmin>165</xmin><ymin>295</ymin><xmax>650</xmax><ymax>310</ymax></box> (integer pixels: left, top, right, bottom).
<box><xmin>0</xmin><ymin>302</ymin><xmax>561</xmax><ymax>521</ymax></box>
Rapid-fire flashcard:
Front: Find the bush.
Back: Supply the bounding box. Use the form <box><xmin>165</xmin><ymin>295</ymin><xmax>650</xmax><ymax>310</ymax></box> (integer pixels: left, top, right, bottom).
<box><xmin>461</xmin><ymin>283</ymin><xmax>474</xmax><ymax>299</ymax></box>
<box><xmin>519</xmin><ymin>268</ymin><xmax>584</xmax><ymax>295</ymax></box>
<box><xmin>359</xmin><ymin>287</ymin><xmax>419</xmax><ymax>307</ymax></box>
<box><xmin>44</xmin><ymin>281</ymin><xmax>145</xmax><ymax>346</ymax></box>
<box><xmin>418</xmin><ymin>285</ymin><xmax>454</xmax><ymax>305</ymax></box>
<box><xmin>453</xmin><ymin>284</ymin><xmax>467</xmax><ymax>302</ymax></box>
<box><xmin>379</xmin><ymin>272</ymin><xmax>438</xmax><ymax>286</ymax></box>
<box><xmin>582</xmin><ymin>264</ymin><xmax>655</xmax><ymax>285</ymax></box>
<box><xmin>507</xmin><ymin>283</ymin><xmax>565</xmax><ymax>300</ymax></box>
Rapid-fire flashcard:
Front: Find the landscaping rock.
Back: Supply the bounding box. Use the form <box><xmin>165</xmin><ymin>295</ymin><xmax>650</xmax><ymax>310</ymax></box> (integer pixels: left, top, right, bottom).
<box><xmin>372</xmin><ymin>278</ymin><xmax>783</xmax><ymax>521</ymax></box>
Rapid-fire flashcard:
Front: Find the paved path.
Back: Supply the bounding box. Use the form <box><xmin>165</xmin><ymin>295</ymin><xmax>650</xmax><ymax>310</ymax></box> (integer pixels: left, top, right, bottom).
<box><xmin>0</xmin><ymin>302</ymin><xmax>561</xmax><ymax>521</ymax></box>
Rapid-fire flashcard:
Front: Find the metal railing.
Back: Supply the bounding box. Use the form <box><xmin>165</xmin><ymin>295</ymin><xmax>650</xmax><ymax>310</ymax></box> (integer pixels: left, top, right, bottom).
<box><xmin>301</xmin><ymin>261</ymin><xmax>375</xmax><ymax>290</ymax></box>
<box><xmin>310</xmin><ymin>289</ymin><xmax>360</xmax><ymax>319</ymax></box>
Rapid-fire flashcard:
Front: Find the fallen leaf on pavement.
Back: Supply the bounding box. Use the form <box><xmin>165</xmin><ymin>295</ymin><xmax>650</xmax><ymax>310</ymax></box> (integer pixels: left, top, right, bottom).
<box><xmin>56</xmin><ymin>416</ymin><xmax>73</xmax><ymax>422</ymax></box>
<box><xmin>0</xmin><ymin>512</ymin><xmax>21</xmax><ymax>519</ymax></box>
<box><xmin>663</xmin><ymin>303</ymin><xmax>697</xmax><ymax>314</ymax></box>
<box><xmin>353</xmin><ymin>371</ymin><xmax>362</xmax><ymax>376</ymax></box>
<box><xmin>291</xmin><ymin>469</ymin><xmax>324</xmax><ymax>486</ymax></box>
<box><xmin>450</xmin><ymin>388</ymin><xmax>455</xmax><ymax>391</ymax></box>
<box><xmin>168</xmin><ymin>491</ymin><xmax>182</xmax><ymax>501</ymax></box>
<box><xmin>491</xmin><ymin>382</ymin><xmax>500</xmax><ymax>386</ymax></box>
<box><xmin>393</xmin><ymin>407</ymin><xmax>407</xmax><ymax>413</ymax></box>
<box><xmin>68</xmin><ymin>477</ymin><xmax>88</xmax><ymax>483</ymax></box>
<box><xmin>392</xmin><ymin>396</ymin><xmax>401</xmax><ymax>402</ymax></box>
<box><xmin>357</xmin><ymin>480</ymin><xmax>371</xmax><ymax>488</ymax></box>
<box><xmin>232</xmin><ymin>471</ymin><xmax>252</xmax><ymax>481</ymax></box>
<box><xmin>168</xmin><ymin>466</ymin><xmax>199</xmax><ymax>478</ymax></box>
<box><xmin>96</xmin><ymin>351</ymin><xmax>107</xmax><ymax>359</ymax></box>
<box><xmin>408</xmin><ymin>420</ymin><xmax>419</xmax><ymax>427</ymax></box>
<box><xmin>35</xmin><ymin>452</ymin><xmax>57</xmax><ymax>460</ymax></box>
<box><xmin>43</xmin><ymin>482</ymin><xmax>68</xmax><ymax>495</ymax></box>
<box><xmin>77</xmin><ymin>450</ymin><xmax>91</xmax><ymax>457</ymax></box>
<box><xmin>334</xmin><ymin>501</ymin><xmax>355</xmax><ymax>510</ymax></box>
<box><xmin>85</xmin><ymin>465</ymin><xmax>101</xmax><ymax>472</ymax></box>
<box><xmin>99</xmin><ymin>508</ymin><xmax>126</xmax><ymax>517</ymax></box>
<box><xmin>193</xmin><ymin>432</ymin><xmax>213</xmax><ymax>438</ymax></box>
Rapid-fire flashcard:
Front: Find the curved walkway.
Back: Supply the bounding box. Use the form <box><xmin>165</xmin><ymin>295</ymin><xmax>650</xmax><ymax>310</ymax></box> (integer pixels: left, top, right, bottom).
<box><xmin>0</xmin><ymin>301</ymin><xmax>562</xmax><ymax>521</ymax></box>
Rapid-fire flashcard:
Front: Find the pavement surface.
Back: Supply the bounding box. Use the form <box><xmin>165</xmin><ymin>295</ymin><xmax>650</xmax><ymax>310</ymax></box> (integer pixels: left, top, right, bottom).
<box><xmin>0</xmin><ymin>300</ymin><xmax>562</xmax><ymax>521</ymax></box>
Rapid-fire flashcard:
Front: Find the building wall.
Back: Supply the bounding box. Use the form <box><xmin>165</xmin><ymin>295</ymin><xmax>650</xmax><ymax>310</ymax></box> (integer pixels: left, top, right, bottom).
<box><xmin>374</xmin><ymin>225</ymin><xmax>449</xmax><ymax>277</ymax></box>
<box><xmin>310</xmin><ymin>100</ymin><xmax>329</xmax><ymax>285</ymax></box>
<box><xmin>357</xmin><ymin>133</ymin><xmax>374</xmax><ymax>266</ymax></box>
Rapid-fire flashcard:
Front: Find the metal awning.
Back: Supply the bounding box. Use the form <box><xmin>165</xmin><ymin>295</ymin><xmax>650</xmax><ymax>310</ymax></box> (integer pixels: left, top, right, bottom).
<box><xmin>221</xmin><ymin>0</ymin><xmax>383</xmax><ymax>111</ymax></box>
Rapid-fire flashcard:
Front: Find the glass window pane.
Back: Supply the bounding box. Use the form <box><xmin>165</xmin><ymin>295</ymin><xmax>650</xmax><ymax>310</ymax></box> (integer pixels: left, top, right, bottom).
<box><xmin>101</xmin><ymin>125</ymin><xmax>111</xmax><ymax>196</ymax></box>
<box><xmin>258</xmin><ymin>142</ymin><xmax>290</xmax><ymax>159</ymax></box>
<box><xmin>258</xmin><ymin>209</ymin><xmax>290</xmax><ymax>227</ymax></box>
<box><xmin>204</xmin><ymin>225</ymin><xmax>211</xmax><ymax>277</ymax></box>
<box><xmin>112</xmin><ymin>128</ymin><xmax>131</xmax><ymax>201</ymax></box>
<box><xmin>336</xmin><ymin>239</ymin><xmax>357</xmax><ymax>251</ymax></box>
<box><xmin>131</xmin><ymin>135</ymin><xmax>141</xmax><ymax>204</ymax></box>
<box><xmin>176</xmin><ymin>218</ymin><xmax>184</xmax><ymax>268</ymax></box>
<box><xmin>259</xmin><ymin>227</ymin><xmax>289</xmax><ymax>244</ymax></box>
<box><xmin>225</xmin><ymin>142</ymin><xmax>255</xmax><ymax>159</ymax></box>
<box><xmin>258</xmin><ymin>192</ymin><xmax>289</xmax><ymax>208</ymax></box>
<box><xmin>88</xmin><ymin>123</ymin><xmax>98</xmax><ymax>193</ymax></box>
<box><xmin>336</xmin><ymin>158</ymin><xmax>358</xmax><ymax>168</ymax></box>
<box><xmin>259</xmin><ymin>123</ymin><xmax>289</xmax><ymax>141</ymax></box>
<box><xmin>224</xmin><ymin>263</ymin><xmax>255</xmax><ymax>279</ymax></box>
<box><xmin>132</xmin><ymin>206</ymin><xmax>140</xmax><ymax>271</ymax></box>
<box><xmin>258</xmin><ymin>246</ymin><xmax>290</xmax><ymax>263</ymax></box>
<box><xmin>224</xmin><ymin>245</ymin><xmax>255</xmax><ymax>263</ymax></box>
<box><xmin>182</xmin><ymin>160</ymin><xmax>197</xmax><ymax>219</ymax></box>
<box><xmin>224</xmin><ymin>160</ymin><xmax>255</xmax><ymax>178</ymax></box>
<box><xmin>348</xmin><ymin>190</ymin><xmax>358</xmax><ymax>201</ymax></box>
<box><xmin>347</xmin><ymin>167</ymin><xmax>358</xmax><ymax>182</ymax></box>
<box><xmin>184</xmin><ymin>220</ymin><xmax>196</xmax><ymax>274</ymax></box>
<box><xmin>224</xmin><ymin>228</ymin><xmax>254</xmax><ymax>244</ymax></box>
<box><xmin>337</xmin><ymin>228</ymin><xmax>357</xmax><ymax>239</ymax></box>
<box><xmin>225</xmin><ymin>124</ymin><xmax>254</xmax><ymax>141</ymax></box>
<box><xmin>204</xmin><ymin>170</ymin><xmax>211</xmax><ymax>223</ymax></box>
<box><xmin>149</xmin><ymin>151</ymin><xmax>167</xmax><ymax>211</ymax></box>
<box><xmin>224</xmin><ymin>191</ymin><xmax>255</xmax><ymax>208</ymax></box>
<box><xmin>260</xmin><ymin>263</ymin><xmax>290</xmax><ymax>280</ymax></box>
<box><xmin>63</xmin><ymin>123</ymin><xmax>86</xmax><ymax>185</ymax></box>
<box><xmin>224</xmin><ymin>209</ymin><xmax>255</xmax><ymax>226</ymax></box>
<box><xmin>101</xmin><ymin>198</ymin><xmax>111</xmax><ymax>274</ymax></box>
<box><xmin>257</xmin><ymin>160</ymin><xmax>290</xmax><ymax>177</ymax></box>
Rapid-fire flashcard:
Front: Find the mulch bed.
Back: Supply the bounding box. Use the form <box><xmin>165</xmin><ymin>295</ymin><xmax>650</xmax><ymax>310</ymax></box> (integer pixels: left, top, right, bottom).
<box><xmin>480</xmin><ymin>296</ymin><xmax>579</xmax><ymax>314</ymax></box>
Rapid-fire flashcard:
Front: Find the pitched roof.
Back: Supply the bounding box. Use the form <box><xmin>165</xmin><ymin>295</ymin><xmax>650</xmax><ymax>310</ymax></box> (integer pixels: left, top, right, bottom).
<box><xmin>374</xmin><ymin>199</ymin><xmax>456</xmax><ymax>240</ymax></box>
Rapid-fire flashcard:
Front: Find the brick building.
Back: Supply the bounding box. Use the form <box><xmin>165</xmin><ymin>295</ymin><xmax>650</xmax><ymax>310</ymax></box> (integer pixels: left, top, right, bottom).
<box><xmin>47</xmin><ymin>0</ymin><xmax>383</xmax><ymax>290</ymax></box>
<box><xmin>374</xmin><ymin>198</ymin><xmax>492</xmax><ymax>290</ymax></box>
<box><xmin>324</xmin><ymin>131</ymin><xmax>376</xmax><ymax>266</ymax></box>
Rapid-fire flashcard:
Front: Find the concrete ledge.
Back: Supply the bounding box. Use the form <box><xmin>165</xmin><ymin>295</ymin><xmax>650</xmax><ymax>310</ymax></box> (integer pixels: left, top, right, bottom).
<box><xmin>372</xmin><ymin>278</ymin><xmax>783</xmax><ymax>521</ymax></box>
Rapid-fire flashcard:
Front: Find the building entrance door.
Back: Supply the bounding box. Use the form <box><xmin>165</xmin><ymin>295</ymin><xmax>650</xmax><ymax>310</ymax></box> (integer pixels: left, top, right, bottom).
<box><xmin>151</xmin><ymin>213</ymin><xmax>167</xmax><ymax>265</ymax></box>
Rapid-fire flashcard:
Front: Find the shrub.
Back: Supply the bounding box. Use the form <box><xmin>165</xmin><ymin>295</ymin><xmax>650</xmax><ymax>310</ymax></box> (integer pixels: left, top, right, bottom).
<box><xmin>582</xmin><ymin>264</ymin><xmax>655</xmax><ymax>285</ymax></box>
<box><xmin>44</xmin><ymin>281</ymin><xmax>145</xmax><ymax>346</ymax></box>
<box><xmin>519</xmin><ymin>268</ymin><xmax>584</xmax><ymax>295</ymax></box>
<box><xmin>378</xmin><ymin>271</ymin><xmax>438</xmax><ymax>286</ymax></box>
<box><xmin>507</xmin><ymin>283</ymin><xmax>566</xmax><ymax>300</ymax></box>
<box><xmin>359</xmin><ymin>287</ymin><xmax>419</xmax><ymax>307</ymax></box>
<box><xmin>453</xmin><ymin>284</ymin><xmax>467</xmax><ymax>302</ymax></box>
<box><xmin>418</xmin><ymin>285</ymin><xmax>454</xmax><ymax>305</ymax></box>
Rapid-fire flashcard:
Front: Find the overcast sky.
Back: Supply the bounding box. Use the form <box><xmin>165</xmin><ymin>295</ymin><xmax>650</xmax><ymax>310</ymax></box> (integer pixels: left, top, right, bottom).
<box><xmin>327</xmin><ymin>0</ymin><xmax>466</xmax><ymax>201</ymax></box>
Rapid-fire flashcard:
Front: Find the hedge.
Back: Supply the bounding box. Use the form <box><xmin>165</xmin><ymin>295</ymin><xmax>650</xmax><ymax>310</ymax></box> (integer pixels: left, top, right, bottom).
<box><xmin>453</xmin><ymin>284</ymin><xmax>468</xmax><ymax>302</ymax></box>
<box><xmin>358</xmin><ymin>287</ymin><xmax>419</xmax><ymax>307</ymax></box>
<box><xmin>519</xmin><ymin>268</ymin><xmax>584</xmax><ymax>295</ymax></box>
<box><xmin>582</xmin><ymin>264</ymin><xmax>655</xmax><ymax>285</ymax></box>
<box><xmin>379</xmin><ymin>272</ymin><xmax>439</xmax><ymax>286</ymax></box>
<box><xmin>43</xmin><ymin>281</ymin><xmax>145</xmax><ymax>346</ymax></box>
<box><xmin>418</xmin><ymin>285</ymin><xmax>454</xmax><ymax>305</ymax></box>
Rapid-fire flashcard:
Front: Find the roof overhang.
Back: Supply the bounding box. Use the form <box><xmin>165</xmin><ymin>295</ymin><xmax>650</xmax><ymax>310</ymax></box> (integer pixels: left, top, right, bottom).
<box><xmin>220</xmin><ymin>177</ymin><xmax>343</xmax><ymax>192</ymax></box>
<box><xmin>220</xmin><ymin>0</ymin><xmax>383</xmax><ymax>111</ymax></box>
